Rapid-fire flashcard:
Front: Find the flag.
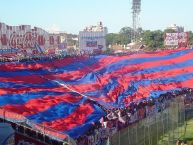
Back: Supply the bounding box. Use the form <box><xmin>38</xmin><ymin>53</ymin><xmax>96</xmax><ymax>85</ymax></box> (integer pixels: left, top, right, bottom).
<box><xmin>0</xmin><ymin>47</ymin><xmax>193</xmax><ymax>139</ymax></box>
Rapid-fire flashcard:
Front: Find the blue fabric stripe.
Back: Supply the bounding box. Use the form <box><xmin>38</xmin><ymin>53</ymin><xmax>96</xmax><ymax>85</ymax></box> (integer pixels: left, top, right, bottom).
<box><xmin>0</xmin><ymin>49</ymin><xmax>191</xmax><ymax>78</ymax></box>
<box><xmin>27</xmin><ymin>102</ymin><xmax>79</xmax><ymax>123</ymax></box>
<box><xmin>65</xmin><ymin>104</ymin><xmax>106</xmax><ymax>139</ymax></box>
<box><xmin>0</xmin><ymin>81</ymin><xmax>59</xmax><ymax>89</ymax></box>
<box><xmin>97</xmin><ymin>49</ymin><xmax>193</xmax><ymax>75</ymax></box>
<box><xmin>0</xmin><ymin>55</ymin><xmax>106</xmax><ymax>77</ymax></box>
<box><xmin>129</xmin><ymin>58</ymin><xmax>193</xmax><ymax>76</ymax></box>
<box><xmin>149</xmin><ymin>89</ymin><xmax>183</xmax><ymax>99</ymax></box>
<box><xmin>1</xmin><ymin>49</ymin><xmax>193</xmax><ymax>139</ymax></box>
<box><xmin>117</xmin><ymin>71</ymin><xmax>193</xmax><ymax>105</ymax></box>
<box><xmin>0</xmin><ymin>91</ymin><xmax>65</xmax><ymax>106</ymax></box>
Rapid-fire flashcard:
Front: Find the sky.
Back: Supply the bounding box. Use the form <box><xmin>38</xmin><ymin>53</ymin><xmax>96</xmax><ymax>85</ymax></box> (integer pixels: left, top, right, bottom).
<box><xmin>0</xmin><ymin>0</ymin><xmax>192</xmax><ymax>34</ymax></box>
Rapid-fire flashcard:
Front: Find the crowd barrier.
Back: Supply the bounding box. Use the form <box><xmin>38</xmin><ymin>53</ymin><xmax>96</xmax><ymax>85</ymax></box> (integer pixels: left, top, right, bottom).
<box><xmin>0</xmin><ymin>108</ymin><xmax>26</xmax><ymax>122</ymax></box>
<box><xmin>105</xmin><ymin>96</ymin><xmax>187</xmax><ymax>145</ymax></box>
<box><xmin>0</xmin><ymin>107</ymin><xmax>76</xmax><ymax>145</ymax></box>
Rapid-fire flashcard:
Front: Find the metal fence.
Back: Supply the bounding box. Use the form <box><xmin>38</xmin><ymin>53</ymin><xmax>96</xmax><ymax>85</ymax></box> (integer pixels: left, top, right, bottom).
<box><xmin>0</xmin><ymin>107</ymin><xmax>76</xmax><ymax>145</ymax></box>
<box><xmin>106</xmin><ymin>96</ymin><xmax>186</xmax><ymax>145</ymax></box>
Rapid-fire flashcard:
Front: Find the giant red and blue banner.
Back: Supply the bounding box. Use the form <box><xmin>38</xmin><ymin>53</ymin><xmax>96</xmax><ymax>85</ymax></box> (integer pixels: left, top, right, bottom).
<box><xmin>1</xmin><ymin>48</ymin><xmax>193</xmax><ymax>139</ymax></box>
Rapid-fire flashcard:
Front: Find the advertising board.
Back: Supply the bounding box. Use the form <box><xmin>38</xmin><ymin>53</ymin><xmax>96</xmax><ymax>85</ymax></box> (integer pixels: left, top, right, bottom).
<box><xmin>165</xmin><ymin>32</ymin><xmax>189</xmax><ymax>47</ymax></box>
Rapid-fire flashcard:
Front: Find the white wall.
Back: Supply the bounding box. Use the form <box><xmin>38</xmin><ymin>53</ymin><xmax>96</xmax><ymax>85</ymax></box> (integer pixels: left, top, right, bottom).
<box><xmin>79</xmin><ymin>31</ymin><xmax>107</xmax><ymax>53</ymax></box>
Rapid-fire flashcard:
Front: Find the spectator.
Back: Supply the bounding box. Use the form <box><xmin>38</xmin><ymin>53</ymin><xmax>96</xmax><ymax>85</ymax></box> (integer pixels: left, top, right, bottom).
<box><xmin>183</xmin><ymin>140</ymin><xmax>187</xmax><ymax>145</ymax></box>
<box><xmin>176</xmin><ymin>140</ymin><xmax>181</xmax><ymax>145</ymax></box>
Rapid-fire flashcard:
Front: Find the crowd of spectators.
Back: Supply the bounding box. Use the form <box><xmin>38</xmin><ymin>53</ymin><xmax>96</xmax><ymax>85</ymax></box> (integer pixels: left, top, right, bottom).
<box><xmin>176</xmin><ymin>140</ymin><xmax>188</xmax><ymax>145</ymax></box>
<box><xmin>0</xmin><ymin>50</ymin><xmax>147</xmax><ymax>63</ymax></box>
<box><xmin>0</xmin><ymin>55</ymin><xmax>70</xmax><ymax>63</ymax></box>
<box><xmin>76</xmin><ymin>88</ymin><xmax>193</xmax><ymax>145</ymax></box>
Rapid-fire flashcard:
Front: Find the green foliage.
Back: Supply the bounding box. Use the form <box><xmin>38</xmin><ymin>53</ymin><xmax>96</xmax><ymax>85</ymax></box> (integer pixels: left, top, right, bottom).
<box><xmin>164</xmin><ymin>28</ymin><xmax>176</xmax><ymax>33</ymax></box>
<box><xmin>106</xmin><ymin>33</ymin><xmax>119</xmax><ymax>45</ymax></box>
<box><xmin>141</xmin><ymin>30</ymin><xmax>164</xmax><ymax>50</ymax></box>
<box><xmin>188</xmin><ymin>31</ymin><xmax>193</xmax><ymax>45</ymax></box>
<box><xmin>106</xmin><ymin>26</ymin><xmax>193</xmax><ymax>50</ymax></box>
<box><xmin>119</xmin><ymin>34</ymin><xmax>131</xmax><ymax>45</ymax></box>
<box><xmin>106</xmin><ymin>27</ymin><xmax>133</xmax><ymax>46</ymax></box>
<box><xmin>119</xmin><ymin>27</ymin><xmax>133</xmax><ymax>35</ymax></box>
<box><xmin>106</xmin><ymin>33</ymin><xmax>131</xmax><ymax>46</ymax></box>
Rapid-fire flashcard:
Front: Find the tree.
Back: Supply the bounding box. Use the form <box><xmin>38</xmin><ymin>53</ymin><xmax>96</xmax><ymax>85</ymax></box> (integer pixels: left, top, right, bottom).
<box><xmin>119</xmin><ymin>27</ymin><xmax>133</xmax><ymax>44</ymax></box>
<box><xmin>119</xmin><ymin>34</ymin><xmax>131</xmax><ymax>45</ymax></box>
<box><xmin>106</xmin><ymin>33</ymin><xmax>131</xmax><ymax>46</ymax></box>
<box><xmin>106</xmin><ymin>27</ymin><xmax>134</xmax><ymax>46</ymax></box>
<box><xmin>164</xmin><ymin>29</ymin><xmax>176</xmax><ymax>33</ymax></box>
<box><xmin>106</xmin><ymin>33</ymin><xmax>119</xmax><ymax>46</ymax></box>
<box><xmin>188</xmin><ymin>31</ymin><xmax>193</xmax><ymax>46</ymax></box>
<box><xmin>106</xmin><ymin>26</ymin><xmax>193</xmax><ymax>50</ymax></box>
<box><xmin>142</xmin><ymin>30</ymin><xmax>164</xmax><ymax>50</ymax></box>
<box><xmin>119</xmin><ymin>27</ymin><xmax>133</xmax><ymax>35</ymax></box>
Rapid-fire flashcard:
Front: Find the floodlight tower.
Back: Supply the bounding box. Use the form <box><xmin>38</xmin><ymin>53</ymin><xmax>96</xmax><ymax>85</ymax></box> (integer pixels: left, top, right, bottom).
<box><xmin>132</xmin><ymin>0</ymin><xmax>141</xmax><ymax>42</ymax></box>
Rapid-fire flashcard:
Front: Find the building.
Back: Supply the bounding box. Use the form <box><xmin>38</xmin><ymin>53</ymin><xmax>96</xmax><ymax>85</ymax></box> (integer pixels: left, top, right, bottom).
<box><xmin>0</xmin><ymin>22</ymin><xmax>67</xmax><ymax>58</ymax></box>
<box><xmin>165</xmin><ymin>24</ymin><xmax>189</xmax><ymax>48</ymax></box>
<box><xmin>79</xmin><ymin>22</ymin><xmax>107</xmax><ymax>54</ymax></box>
<box><xmin>167</xmin><ymin>24</ymin><xmax>184</xmax><ymax>33</ymax></box>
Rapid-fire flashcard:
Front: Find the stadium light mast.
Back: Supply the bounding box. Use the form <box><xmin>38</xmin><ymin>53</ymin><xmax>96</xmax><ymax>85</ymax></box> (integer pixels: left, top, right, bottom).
<box><xmin>131</xmin><ymin>0</ymin><xmax>141</xmax><ymax>42</ymax></box>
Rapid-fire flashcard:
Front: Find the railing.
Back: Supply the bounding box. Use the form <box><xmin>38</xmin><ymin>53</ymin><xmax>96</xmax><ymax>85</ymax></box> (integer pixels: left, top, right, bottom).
<box><xmin>105</xmin><ymin>96</ymin><xmax>186</xmax><ymax>145</ymax></box>
<box><xmin>0</xmin><ymin>107</ymin><xmax>76</xmax><ymax>145</ymax></box>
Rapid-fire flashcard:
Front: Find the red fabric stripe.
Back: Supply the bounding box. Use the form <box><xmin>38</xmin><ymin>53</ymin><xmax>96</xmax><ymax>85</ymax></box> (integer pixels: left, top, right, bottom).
<box><xmin>124</xmin><ymin>78</ymin><xmax>193</xmax><ymax>104</ymax></box>
<box><xmin>68</xmin><ymin>50</ymin><xmax>193</xmax><ymax>100</ymax></box>
<box><xmin>2</xmin><ymin>50</ymin><xmax>193</xmax><ymax>98</ymax></box>
<box><xmin>97</xmin><ymin>62</ymin><xmax>193</xmax><ymax>103</ymax></box>
<box><xmin>0</xmin><ymin>82</ymin><xmax>101</xmax><ymax>96</ymax></box>
<box><xmin>2</xmin><ymin>94</ymin><xmax>82</xmax><ymax>116</ymax></box>
<box><xmin>0</xmin><ymin>56</ymin><xmax>86</xmax><ymax>72</ymax></box>
<box><xmin>2</xmin><ymin>61</ymin><xmax>192</xmax><ymax>105</ymax></box>
<box><xmin>0</xmin><ymin>86</ymin><xmax>69</xmax><ymax>95</ymax></box>
<box><xmin>0</xmin><ymin>49</ymin><xmax>188</xmax><ymax>84</ymax></box>
<box><xmin>46</xmin><ymin>49</ymin><xmax>187</xmax><ymax>81</ymax></box>
<box><xmin>101</xmin><ymin>50</ymin><xmax>193</xmax><ymax>87</ymax></box>
<box><xmin>0</xmin><ymin>75</ymin><xmax>46</xmax><ymax>83</ymax></box>
<box><xmin>41</xmin><ymin>103</ymin><xmax>94</xmax><ymax>132</ymax></box>
<box><xmin>118</xmin><ymin>52</ymin><xmax>193</xmax><ymax>90</ymax></box>
<box><xmin>0</xmin><ymin>48</ymin><xmax>181</xmax><ymax>72</ymax></box>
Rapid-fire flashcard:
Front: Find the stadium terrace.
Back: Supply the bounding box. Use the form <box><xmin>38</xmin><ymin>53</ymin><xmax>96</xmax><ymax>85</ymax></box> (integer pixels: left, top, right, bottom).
<box><xmin>1</xmin><ymin>48</ymin><xmax>193</xmax><ymax>144</ymax></box>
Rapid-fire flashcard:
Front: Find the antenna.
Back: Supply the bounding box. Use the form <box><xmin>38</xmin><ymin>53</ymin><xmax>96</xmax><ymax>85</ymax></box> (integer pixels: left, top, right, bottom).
<box><xmin>132</xmin><ymin>0</ymin><xmax>141</xmax><ymax>42</ymax></box>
